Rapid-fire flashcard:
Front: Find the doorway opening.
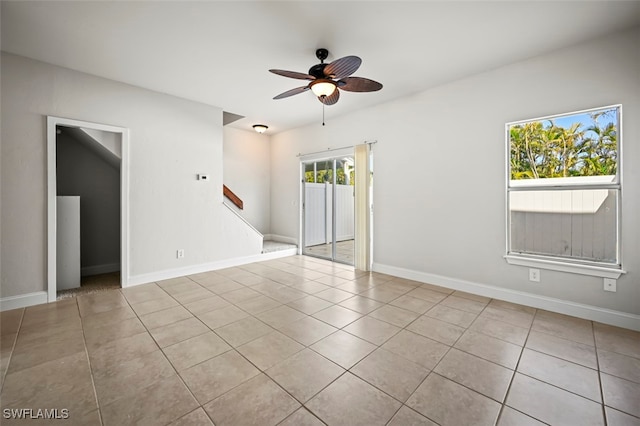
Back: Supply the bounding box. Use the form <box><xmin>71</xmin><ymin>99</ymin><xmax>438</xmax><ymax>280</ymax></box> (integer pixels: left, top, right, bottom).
<box><xmin>47</xmin><ymin>117</ymin><xmax>130</xmax><ymax>302</ymax></box>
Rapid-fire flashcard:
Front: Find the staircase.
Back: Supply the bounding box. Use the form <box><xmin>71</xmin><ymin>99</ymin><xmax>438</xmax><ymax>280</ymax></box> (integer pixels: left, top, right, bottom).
<box><xmin>223</xmin><ymin>185</ymin><xmax>297</xmax><ymax>256</ymax></box>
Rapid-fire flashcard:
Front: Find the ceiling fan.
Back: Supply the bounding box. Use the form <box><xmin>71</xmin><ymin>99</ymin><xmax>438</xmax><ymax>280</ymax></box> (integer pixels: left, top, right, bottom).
<box><xmin>269</xmin><ymin>48</ymin><xmax>383</xmax><ymax>106</ymax></box>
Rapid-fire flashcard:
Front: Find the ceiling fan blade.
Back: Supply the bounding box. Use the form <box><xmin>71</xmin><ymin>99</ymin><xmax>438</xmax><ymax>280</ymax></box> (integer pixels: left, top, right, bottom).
<box><xmin>269</xmin><ymin>69</ymin><xmax>315</xmax><ymax>80</ymax></box>
<box><xmin>324</xmin><ymin>56</ymin><xmax>362</xmax><ymax>80</ymax></box>
<box><xmin>337</xmin><ymin>77</ymin><xmax>383</xmax><ymax>92</ymax></box>
<box><xmin>318</xmin><ymin>89</ymin><xmax>340</xmax><ymax>106</ymax></box>
<box><xmin>274</xmin><ymin>86</ymin><xmax>310</xmax><ymax>100</ymax></box>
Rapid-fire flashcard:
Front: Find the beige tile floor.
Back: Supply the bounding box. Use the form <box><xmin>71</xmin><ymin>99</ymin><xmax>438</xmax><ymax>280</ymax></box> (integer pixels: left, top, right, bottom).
<box><xmin>1</xmin><ymin>255</ymin><xmax>639</xmax><ymax>425</ymax></box>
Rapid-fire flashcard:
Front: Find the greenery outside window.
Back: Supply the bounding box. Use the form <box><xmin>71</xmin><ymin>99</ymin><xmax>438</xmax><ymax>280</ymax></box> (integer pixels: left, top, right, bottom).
<box><xmin>304</xmin><ymin>159</ymin><xmax>354</xmax><ymax>185</ymax></box>
<box><xmin>506</xmin><ymin>105</ymin><xmax>623</xmax><ymax>276</ymax></box>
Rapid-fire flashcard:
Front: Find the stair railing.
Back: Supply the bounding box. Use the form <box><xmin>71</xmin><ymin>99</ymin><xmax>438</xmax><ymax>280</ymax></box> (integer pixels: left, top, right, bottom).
<box><xmin>223</xmin><ymin>184</ymin><xmax>244</xmax><ymax>210</ymax></box>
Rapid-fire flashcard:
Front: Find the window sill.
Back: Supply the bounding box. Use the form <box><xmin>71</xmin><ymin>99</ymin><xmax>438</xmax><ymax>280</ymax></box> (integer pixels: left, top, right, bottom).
<box><xmin>504</xmin><ymin>255</ymin><xmax>625</xmax><ymax>279</ymax></box>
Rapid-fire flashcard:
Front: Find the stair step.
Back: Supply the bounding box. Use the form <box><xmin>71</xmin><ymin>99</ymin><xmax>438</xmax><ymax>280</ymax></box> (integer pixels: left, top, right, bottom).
<box><xmin>262</xmin><ymin>240</ymin><xmax>297</xmax><ymax>254</ymax></box>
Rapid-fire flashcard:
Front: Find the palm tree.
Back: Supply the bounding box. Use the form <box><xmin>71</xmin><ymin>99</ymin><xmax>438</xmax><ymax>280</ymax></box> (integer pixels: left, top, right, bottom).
<box><xmin>510</xmin><ymin>108</ymin><xmax>616</xmax><ymax>180</ymax></box>
<box><xmin>585</xmin><ymin>112</ymin><xmax>617</xmax><ymax>175</ymax></box>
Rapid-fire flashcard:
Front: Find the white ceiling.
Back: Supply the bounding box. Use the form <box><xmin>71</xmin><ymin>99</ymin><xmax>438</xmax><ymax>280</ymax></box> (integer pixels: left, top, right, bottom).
<box><xmin>2</xmin><ymin>1</ymin><xmax>639</xmax><ymax>134</ymax></box>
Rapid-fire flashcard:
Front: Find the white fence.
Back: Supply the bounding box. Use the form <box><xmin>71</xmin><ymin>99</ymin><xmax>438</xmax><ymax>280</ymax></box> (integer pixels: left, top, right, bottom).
<box><xmin>510</xmin><ymin>189</ymin><xmax>617</xmax><ymax>262</ymax></box>
<box><xmin>304</xmin><ymin>183</ymin><xmax>354</xmax><ymax>247</ymax></box>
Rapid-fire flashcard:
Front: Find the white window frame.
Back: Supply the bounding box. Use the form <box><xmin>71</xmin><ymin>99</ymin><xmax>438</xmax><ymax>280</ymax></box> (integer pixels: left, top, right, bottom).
<box><xmin>504</xmin><ymin>105</ymin><xmax>625</xmax><ymax>279</ymax></box>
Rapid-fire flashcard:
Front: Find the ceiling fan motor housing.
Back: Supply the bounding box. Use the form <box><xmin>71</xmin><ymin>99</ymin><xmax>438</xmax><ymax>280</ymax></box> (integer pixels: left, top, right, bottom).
<box><xmin>315</xmin><ymin>48</ymin><xmax>329</xmax><ymax>62</ymax></box>
<box><xmin>311</xmin><ymin>48</ymin><xmax>332</xmax><ymax>78</ymax></box>
<box><xmin>309</xmin><ymin>63</ymin><xmax>329</xmax><ymax>79</ymax></box>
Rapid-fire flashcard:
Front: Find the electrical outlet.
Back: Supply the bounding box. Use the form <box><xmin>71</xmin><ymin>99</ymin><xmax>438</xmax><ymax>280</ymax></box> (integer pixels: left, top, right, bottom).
<box><xmin>604</xmin><ymin>278</ymin><xmax>616</xmax><ymax>292</ymax></box>
<box><xmin>177</xmin><ymin>249</ymin><xmax>185</xmax><ymax>259</ymax></box>
<box><xmin>529</xmin><ymin>268</ymin><xmax>540</xmax><ymax>282</ymax></box>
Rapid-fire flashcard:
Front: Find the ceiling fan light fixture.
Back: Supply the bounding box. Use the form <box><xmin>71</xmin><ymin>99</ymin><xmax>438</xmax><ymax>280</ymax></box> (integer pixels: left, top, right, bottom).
<box><xmin>310</xmin><ymin>80</ymin><xmax>337</xmax><ymax>98</ymax></box>
<box><xmin>252</xmin><ymin>124</ymin><xmax>268</xmax><ymax>134</ymax></box>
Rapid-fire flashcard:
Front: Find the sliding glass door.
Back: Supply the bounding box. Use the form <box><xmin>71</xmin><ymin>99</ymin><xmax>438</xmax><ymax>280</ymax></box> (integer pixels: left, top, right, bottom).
<box><xmin>302</xmin><ymin>156</ymin><xmax>355</xmax><ymax>265</ymax></box>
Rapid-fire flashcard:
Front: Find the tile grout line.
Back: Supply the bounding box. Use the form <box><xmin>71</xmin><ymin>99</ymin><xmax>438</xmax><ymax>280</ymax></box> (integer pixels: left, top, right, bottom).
<box><xmin>413</xmin><ymin>291</ymin><xmax>484</xmax><ymax>421</ymax></box>
<box><xmin>205</xmin><ymin>315</ymin><xmax>326</xmax><ymax>422</ymax></box>
<box><xmin>372</xmin><ymin>291</ymin><xmax>487</xmax><ymax>425</ymax></box>
<box><xmin>299</xmin><ymin>335</ymin><xmax>407</xmax><ymax>424</ymax></box>
<box><xmin>123</xmin><ymin>285</ymin><xmax>211</xmax><ymax>426</ymax></box>
<box><xmin>510</xmin><ymin>314</ymin><xmax>614</xmax><ymax>410</ymax></box>
<box><xmin>77</xmin><ymin>297</ymin><xmax>105</xmax><ymax>426</ymax></box>
<box><xmin>92</xmin><ymin>284</ymin><xmax>203</xmax><ymax>425</ymax></box>
<box><xmin>225</xmin><ymin>283</ymin><xmax>343</xmax><ymax>406</ymax></box>
<box><xmin>491</xmin><ymin>300</ymin><xmax>534</xmax><ymax>425</ymax></box>
<box><xmin>411</xmin><ymin>297</ymin><xmax>498</xmax><ymax>422</ymax></box>
<box><xmin>0</xmin><ymin>307</ymin><xmax>25</xmax><ymax>395</ymax></box>
<box><xmin>593</xmin><ymin>320</ymin><xmax>609</xmax><ymax>426</ymax></box>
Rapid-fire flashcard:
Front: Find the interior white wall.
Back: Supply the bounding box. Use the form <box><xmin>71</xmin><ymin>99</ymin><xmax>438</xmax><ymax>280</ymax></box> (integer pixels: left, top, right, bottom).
<box><xmin>270</xmin><ymin>27</ymin><xmax>640</xmax><ymax>316</ymax></box>
<box><xmin>1</xmin><ymin>52</ymin><xmax>260</xmax><ymax>299</ymax></box>
<box><xmin>223</xmin><ymin>126</ymin><xmax>271</xmax><ymax>234</ymax></box>
<box><xmin>56</xmin><ymin>130</ymin><xmax>120</xmax><ymax>272</ymax></box>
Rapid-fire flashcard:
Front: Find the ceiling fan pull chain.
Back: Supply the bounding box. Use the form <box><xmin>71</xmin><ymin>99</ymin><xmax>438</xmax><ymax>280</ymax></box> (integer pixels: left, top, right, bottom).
<box><xmin>322</xmin><ymin>102</ymin><xmax>325</xmax><ymax>126</ymax></box>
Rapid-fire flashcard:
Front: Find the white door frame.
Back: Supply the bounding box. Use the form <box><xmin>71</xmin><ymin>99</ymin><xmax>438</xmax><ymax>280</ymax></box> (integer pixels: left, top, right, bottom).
<box><xmin>47</xmin><ymin>116</ymin><xmax>130</xmax><ymax>302</ymax></box>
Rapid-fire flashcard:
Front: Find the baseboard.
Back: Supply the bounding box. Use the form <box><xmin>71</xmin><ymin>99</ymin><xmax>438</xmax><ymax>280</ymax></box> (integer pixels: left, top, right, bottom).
<box><xmin>373</xmin><ymin>263</ymin><xmax>640</xmax><ymax>331</ymax></box>
<box><xmin>81</xmin><ymin>263</ymin><xmax>120</xmax><ymax>277</ymax></box>
<box><xmin>126</xmin><ymin>249</ymin><xmax>298</xmax><ymax>288</ymax></box>
<box><xmin>0</xmin><ymin>291</ymin><xmax>48</xmax><ymax>312</ymax></box>
<box><xmin>265</xmin><ymin>234</ymin><xmax>298</xmax><ymax>246</ymax></box>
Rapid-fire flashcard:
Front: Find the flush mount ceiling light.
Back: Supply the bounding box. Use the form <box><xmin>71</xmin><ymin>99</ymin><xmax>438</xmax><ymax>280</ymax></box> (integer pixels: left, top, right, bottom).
<box><xmin>253</xmin><ymin>124</ymin><xmax>268</xmax><ymax>134</ymax></box>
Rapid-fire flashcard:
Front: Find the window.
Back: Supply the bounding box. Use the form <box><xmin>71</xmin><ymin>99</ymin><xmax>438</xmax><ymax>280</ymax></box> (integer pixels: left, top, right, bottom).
<box><xmin>304</xmin><ymin>159</ymin><xmax>354</xmax><ymax>185</ymax></box>
<box><xmin>505</xmin><ymin>105</ymin><xmax>623</xmax><ymax>277</ymax></box>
